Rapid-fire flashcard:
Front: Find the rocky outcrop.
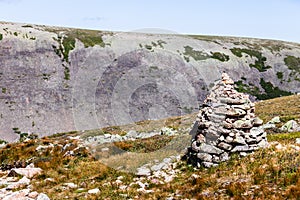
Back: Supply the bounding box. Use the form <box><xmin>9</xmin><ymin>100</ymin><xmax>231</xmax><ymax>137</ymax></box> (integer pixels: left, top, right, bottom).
<box><xmin>186</xmin><ymin>73</ymin><xmax>268</xmax><ymax>167</ymax></box>
<box><xmin>0</xmin><ymin>21</ymin><xmax>300</xmax><ymax>142</ymax></box>
<box><xmin>0</xmin><ymin>164</ymin><xmax>49</xmax><ymax>200</ymax></box>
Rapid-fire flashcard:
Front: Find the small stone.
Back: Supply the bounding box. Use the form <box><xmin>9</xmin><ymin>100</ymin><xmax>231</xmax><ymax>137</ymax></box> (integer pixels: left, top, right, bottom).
<box><xmin>233</xmin><ymin>119</ymin><xmax>253</xmax><ymax>129</ymax></box>
<box><xmin>202</xmin><ymin>162</ymin><xmax>218</xmax><ymax>168</ymax></box>
<box><xmin>197</xmin><ymin>153</ymin><xmax>213</xmax><ymax>162</ymax></box>
<box><xmin>219</xmin><ymin>97</ymin><xmax>247</xmax><ymax>105</ymax></box>
<box><xmin>212</xmin><ymin>155</ymin><xmax>221</xmax><ymax>163</ymax></box>
<box><xmin>252</xmin><ymin>117</ymin><xmax>263</xmax><ymax>126</ymax></box>
<box><xmin>37</xmin><ymin>193</ymin><xmax>51</xmax><ymax>200</ymax></box>
<box><xmin>226</xmin><ymin>108</ymin><xmax>246</xmax><ymax>117</ymax></box>
<box><xmin>3</xmin><ymin>189</ymin><xmax>30</xmax><ymax>200</ymax></box>
<box><xmin>225</xmin><ymin>136</ymin><xmax>234</xmax><ymax>143</ymax></box>
<box><xmin>231</xmin><ymin>145</ymin><xmax>250</xmax><ymax>152</ymax></box>
<box><xmin>233</xmin><ymin>136</ymin><xmax>246</xmax><ymax>145</ymax></box>
<box><xmin>198</xmin><ymin>143</ymin><xmax>223</xmax><ymax>155</ymax></box>
<box><xmin>223</xmin><ymin>121</ymin><xmax>233</xmax><ymax>129</ymax></box>
<box><xmin>28</xmin><ymin>191</ymin><xmax>39</xmax><ymax>198</ymax></box>
<box><xmin>150</xmin><ymin>163</ymin><xmax>164</xmax><ymax>172</ymax></box>
<box><xmin>88</xmin><ymin>188</ymin><xmax>100</xmax><ymax>194</ymax></box>
<box><xmin>18</xmin><ymin>176</ymin><xmax>30</xmax><ymax>185</ymax></box>
<box><xmin>217</xmin><ymin>142</ymin><xmax>233</xmax><ymax>151</ymax></box>
<box><xmin>136</xmin><ymin>166</ymin><xmax>151</xmax><ymax>176</ymax></box>
<box><xmin>64</xmin><ymin>182</ymin><xmax>78</xmax><ymax>189</ymax></box>
<box><xmin>296</xmin><ymin>138</ymin><xmax>300</xmax><ymax>144</ymax></box>
<box><xmin>280</xmin><ymin>120</ymin><xmax>300</xmax><ymax>132</ymax></box>
<box><xmin>220</xmin><ymin>152</ymin><xmax>230</xmax><ymax>162</ymax></box>
<box><xmin>240</xmin><ymin>152</ymin><xmax>248</xmax><ymax>157</ymax></box>
<box><xmin>101</xmin><ymin>147</ymin><xmax>109</xmax><ymax>152</ymax></box>
<box><xmin>207</xmin><ymin>113</ymin><xmax>225</xmax><ymax>123</ymax></box>
<box><xmin>257</xmin><ymin>139</ymin><xmax>268</xmax><ymax>148</ymax></box>
<box><xmin>267</xmin><ymin>116</ymin><xmax>281</xmax><ymax>124</ymax></box>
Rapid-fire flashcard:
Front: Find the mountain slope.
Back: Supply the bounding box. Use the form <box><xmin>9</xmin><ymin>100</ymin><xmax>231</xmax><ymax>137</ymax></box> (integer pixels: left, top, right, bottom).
<box><xmin>0</xmin><ymin>21</ymin><xmax>300</xmax><ymax>141</ymax></box>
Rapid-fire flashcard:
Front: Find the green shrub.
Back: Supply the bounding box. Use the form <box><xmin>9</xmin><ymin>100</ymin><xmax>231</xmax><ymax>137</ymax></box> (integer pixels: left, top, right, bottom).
<box><xmin>0</xmin><ymin>33</ymin><xmax>2</xmax><ymax>40</ymax></box>
<box><xmin>257</xmin><ymin>78</ymin><xmax>292</xmax><ymax>100</ymax></box>
<box><xmin>230</xmin><ymin>48</ymin><xmax>271</xmax><ymax>72</ymax></box>
<box><xmin>210</xmin><ymin>52</ymin><xmax>230</xmax><ymax>62</ymax></box>
<box><xmin>284</xmin><ymin>56</ymin><xmax>300</xmax><ymax>73</ymax></box>
<box><xmin>277</xmin><ymin>71</ymin><xmax>284</xmax><ymax>79</ymax></box>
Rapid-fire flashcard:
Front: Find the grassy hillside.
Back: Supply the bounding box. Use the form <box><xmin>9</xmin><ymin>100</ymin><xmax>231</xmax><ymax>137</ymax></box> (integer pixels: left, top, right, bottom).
<box><xmin>0</xmin><ymin>95</ymin><xmax>299</xmax><ymax>199</ymax></box>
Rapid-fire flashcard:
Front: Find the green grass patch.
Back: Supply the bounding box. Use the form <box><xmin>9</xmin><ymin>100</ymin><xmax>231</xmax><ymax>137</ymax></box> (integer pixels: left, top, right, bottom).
<box><xmin>114</xmin><ymin>135</ymin><xmax>174</xmax><ymax>153</ymax></box>
<box><xmin>267</xmin><ymin>132</ymin><xmax>300</xmax><ymax>142</ymax></box>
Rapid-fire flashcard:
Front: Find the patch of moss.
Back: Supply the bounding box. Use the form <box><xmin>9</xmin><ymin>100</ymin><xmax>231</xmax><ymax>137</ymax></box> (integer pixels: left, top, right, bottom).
<box><xmin>2</xmin><ymin>88</ymin><xmax>6</xmax><ymax>93</ymax></box>
<box><xmin>210</xmin><ymin>52</ymin><xmax>230</xmax><ymax>62</ymax></box>
<box><xmin>0</xmin><ymin>33</ymin><xmax>2</xmax><ymax>40</ymax></box>
<box><xmin>63</xmin><ymin>64</ymin><xmax>70</xmax><ymax>80</ymax></box>
<box><xmin>276</xmin><ymin>72</ymin><xmax>284</xmax><ymax>79</ymax></box>
<box><xmin>13</xmin><ymin>32</ymin><xmax>18</xmax><ymax>36</ymax></box>
<box><xmin>183</xmin><ymin>46</ymin><xmax>210</xmax><ymax>62</ymax></box>
<box><xmin>284</xmin><ymin>56</ymin><xmax>300</xmax><ymax>73</ymax></box>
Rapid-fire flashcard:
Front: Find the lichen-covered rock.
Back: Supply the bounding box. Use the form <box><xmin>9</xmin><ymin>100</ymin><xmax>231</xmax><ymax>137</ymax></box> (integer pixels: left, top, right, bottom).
<box><xmin>185</xmin><ymin>73</ymin><xmax>268</xmax><ymax>168</ymax></box>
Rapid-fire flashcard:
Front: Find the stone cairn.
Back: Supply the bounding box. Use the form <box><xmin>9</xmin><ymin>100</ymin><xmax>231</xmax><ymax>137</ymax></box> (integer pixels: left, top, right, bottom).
<box><xmin>186</xmin><ymin>73</ymin><xmax>268</xmax><ymax>168</ymax></box>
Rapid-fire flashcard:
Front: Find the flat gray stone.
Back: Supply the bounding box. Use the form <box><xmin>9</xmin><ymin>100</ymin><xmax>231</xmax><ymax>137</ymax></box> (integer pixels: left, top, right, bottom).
<box><xmin>217</xmin><ymin>142</ymin><xmax>233</xmax><ymax>151</ymax></box>
<box><xmin>231</xmin><ymin>145</ymin><xmax>250</xmax><ymax>152</ymax></box>
<box><xmin>219</xmin><ymin>97</ymin><xmax>247</xmax><ymax>105</ymax></box>
<box><xmin>226</xmin><ymin>108</ymin><xmax>246</xmax><ymax>117</ymax></box>
<box><xmin>220</xmin><ymin>152</ymin><xmax>230</xmax><ymax>162</ymax></box>
<box><xmin>252</xmin><ymin>117</ymin><xmax>263</xmax><ymax>126</ymax></box>
<box><xmin>37</xmin><ymin>193</ymin><xmax>50</xmax><ymax>200</ymax></box>
<box><xmin>224</xmin><ymin>136</ymin><xmax>233</xmax><ymax>143</ymax></box>
<box><xmin>136</xmin><ymin>166</ymin><xmax>151</xmax><ymax>176</ymax></box>
<box><xmin>197</xmin><ymin>153</ymin><xmax>213</xmax><ymax>162</ymax></box>
<box><xmin>233</xmin><ymin>119</ymin><xmax>253</xmax><ymax>129</ymax></box>
<box><xmin>199</xmin><ymin>143</ymin><xmax>223</xmax><ymax>155</ymax></box>
<box><xmin>233</xmin><ymin>136</ymin><xmax>246</xmax><ymax>145</ymax></box>
<box><xmin>267</xmin><ymin>116</ymin><xmax>281</xmax><ymax>124</ymax></box>
<box><xmin>250</xmin><ymin>127</ymin><xmax>264</xmax><ymax>138</ymax></box>
<box><xmin>202</xmin><ymin>162</ymin><xmax>218</xmax><ymax>168</ymax></box>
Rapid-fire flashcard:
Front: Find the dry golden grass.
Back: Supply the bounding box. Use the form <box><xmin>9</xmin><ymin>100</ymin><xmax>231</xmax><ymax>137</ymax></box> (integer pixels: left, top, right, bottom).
<box><xmin>255</xmin><ymin>94</ymin><xmax>300</xmax><ymax>124</ymax></box>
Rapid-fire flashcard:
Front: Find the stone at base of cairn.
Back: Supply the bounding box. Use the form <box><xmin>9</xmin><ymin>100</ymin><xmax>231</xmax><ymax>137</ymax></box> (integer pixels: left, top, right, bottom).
<box><xmin>185</xmin><ymin>73</ymin><xmax>268</xmax><ymax>168</ymax></box>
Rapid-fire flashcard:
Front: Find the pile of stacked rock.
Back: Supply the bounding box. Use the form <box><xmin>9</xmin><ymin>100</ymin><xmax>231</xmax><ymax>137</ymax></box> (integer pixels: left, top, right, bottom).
<box><xmin>186</xmin><ymin>73</ymin><xmax>268</xmax><ymax>168</ymax></box>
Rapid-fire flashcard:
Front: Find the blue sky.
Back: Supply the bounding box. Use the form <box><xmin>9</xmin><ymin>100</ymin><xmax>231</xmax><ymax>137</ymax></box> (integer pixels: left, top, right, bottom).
<box><xmin>0</xmin><ymin>0</ymin><xmax>299</xmax><ymax>43</ymax></box>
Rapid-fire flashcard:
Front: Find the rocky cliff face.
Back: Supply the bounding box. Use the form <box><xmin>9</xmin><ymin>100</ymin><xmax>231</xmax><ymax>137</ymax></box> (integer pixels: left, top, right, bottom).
<box><xmin>0</xmin><ymin>21</ymin><xmax>300</xmax><ymax>141</ymax></box>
